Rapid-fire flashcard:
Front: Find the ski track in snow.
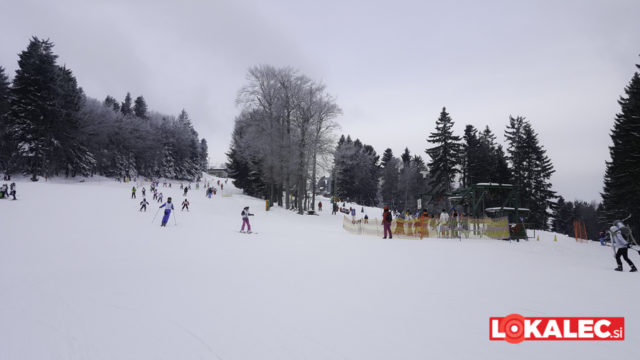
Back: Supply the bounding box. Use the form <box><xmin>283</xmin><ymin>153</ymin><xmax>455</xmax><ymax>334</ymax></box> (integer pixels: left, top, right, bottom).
<box><xmin>1</xmin><ymin>174</ymin><xmax>639</xmax><ymax>359</ymax></box>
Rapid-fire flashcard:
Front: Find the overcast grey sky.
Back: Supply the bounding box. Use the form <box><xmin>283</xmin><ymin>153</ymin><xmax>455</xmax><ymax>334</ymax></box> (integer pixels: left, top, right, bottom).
<box><xmin>1</xmin><ymin>0</ymin><xmax>639</xmax><ymax>202</ymax></box>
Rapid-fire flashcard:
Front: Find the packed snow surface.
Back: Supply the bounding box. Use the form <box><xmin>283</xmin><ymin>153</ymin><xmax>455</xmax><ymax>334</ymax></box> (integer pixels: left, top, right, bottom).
<box><xmin>1</xmin><ymin>176</ymin><xmax>638</xmax><ymax>359</ymax></box>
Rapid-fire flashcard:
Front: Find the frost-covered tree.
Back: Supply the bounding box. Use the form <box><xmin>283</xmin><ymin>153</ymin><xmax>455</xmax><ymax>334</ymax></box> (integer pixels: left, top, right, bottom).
<box><xmin>602</xmin><ymin>60</ymin><xmax>640</xmax><ymax>233</ymax></box>
<box><xmin>5</xmin><ymin>37</ymin><xmax>61</xmax><ymax>179</ymax></box>
<box><xmin>121</xmin><ymin>92</ymin><xmax>132</xmax><ymax>116</ymax></box>
<box><xmin>0</xmin><ymin>66</ymin><xmax>10</xmax><ymax>172</ymax></box>
<box><xmin>231</xmin><ymin>65</ymin><xmax>340</xmax><ymax>211</ymax></box>
<box><xmin>133</xmin><ymin>95</ymin><xmax>147</xmax><ymax>119</ymax></box>
<box><xmin>426</xmin><ymin>107</ymin><xmax>461</xmax><ymax>196</ymax></box>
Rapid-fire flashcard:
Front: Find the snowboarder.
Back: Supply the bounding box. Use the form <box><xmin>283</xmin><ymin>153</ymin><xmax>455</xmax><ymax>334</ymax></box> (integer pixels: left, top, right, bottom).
<box><xmin>240</xmin><ymin>206</ymin><xmax>254</xmax><ymax>233</ymax></box>
<box><xmin>182</xmin><ymin>199</ymin><xmax>190</xmax><ymax>211</ymax></box>
<box><xmin>131</xmin><ymin>186</ymin><xmax>137</xmax><ymax>199</ymax></box>
<box><xmin>159</xmin><ymin>197</ymin><xmax>174</xmax><ymax>227</ymax></box>
<box><xmin>139</xmin><ymin>198</ymin><xmax>149</xmax><ymax>212</ymax></box>
<box><xmin>610</xmin><ymin>223</ymin><xmax>637</xmax><ymax>272</ymax></box>
<box><xmin>382</xmin><ymin>206</ymin><xmax>393</xmax><ymax>239</ymax></box>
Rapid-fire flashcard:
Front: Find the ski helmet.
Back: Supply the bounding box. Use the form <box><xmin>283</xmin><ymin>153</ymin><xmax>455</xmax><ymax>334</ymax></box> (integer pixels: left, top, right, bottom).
<box><xmin>610</xmin><ymin>225</ymin><xmax>618</xmax><ymax>233</ymax></box>
<box><xmin>167</xmin><ymin>197</ymin><xmax>172</xmax><ymax>202</ymax></box>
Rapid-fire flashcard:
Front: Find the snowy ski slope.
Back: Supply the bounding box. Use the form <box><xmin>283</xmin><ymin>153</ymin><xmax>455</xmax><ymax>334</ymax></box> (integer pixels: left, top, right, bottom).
<box><xmin>0</xmin><ymin>175</ymin><xmax>638</xmax><ymax>359</ymax></box>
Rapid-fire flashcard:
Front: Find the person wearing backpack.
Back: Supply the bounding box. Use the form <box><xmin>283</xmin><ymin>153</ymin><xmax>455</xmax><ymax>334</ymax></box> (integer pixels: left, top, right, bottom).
<box><xmin>382</xmin><ymin>205</ymin><xmax>393</xmax><ymax>239</ymax></box>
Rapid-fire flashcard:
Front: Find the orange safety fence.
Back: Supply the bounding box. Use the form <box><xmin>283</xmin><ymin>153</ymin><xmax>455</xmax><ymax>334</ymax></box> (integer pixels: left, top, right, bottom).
<box><xmin>342</xmin><ymin>215</ymin><xmax>510</xmax><ymax>240</ymax></box>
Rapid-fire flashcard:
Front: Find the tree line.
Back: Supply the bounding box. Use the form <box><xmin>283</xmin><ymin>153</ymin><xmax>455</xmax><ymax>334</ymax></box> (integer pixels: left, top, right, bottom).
<box><xmin>0</xmin><ymin>37</ymin><xmax>208</xmax><ymax>181</ymax></box>
<box><xmin>334</xmin><ymin>108</ymin><xmax>556</xmax><ymax>229</ymax></box>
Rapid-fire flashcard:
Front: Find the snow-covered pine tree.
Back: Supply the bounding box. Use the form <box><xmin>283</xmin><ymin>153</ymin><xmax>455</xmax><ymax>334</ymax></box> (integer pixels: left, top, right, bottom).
<box><xmin>602</xmin><ymin>60</ymin><xmax>640</xmax><ymax>233</ymax></box>
<box><xmin>380</xmin><ymin>148</ymin><xmax>399</xmax><ymax>207</ymax></box>
<box><xmin>0</xmin><ymin>66</ymin><xmax>10</xmax><ymax>172</ymax></box>
<box><xmin>426</xmin><ymin>107</ymin><xmax>461</xmax><ymax>196</ymax></box>
<box><xmin>6</xmin><ymin>37</ymin><xmax>60</xmax><ymax>180</ymax></box>
<box><xmin>120</xmin><ymin>92</ymin><xmax>132</xmax><ymax>116</ymax></box>
<box><xmin>103</xmin><ymin>95</ymin><xmax>120</xmax><ymax>112</ymax></box>
<box><xmin>505</xmin><ymin>117</ymin><xmax>555</xmax><ymax>229</ymax></box>
<box><xmin>133</xmin><ymin>95</ymin><xmax>147</xmax><ymax>119</ymax></box>
<box><xmin>199</xmin><ymin>138</ymin><xmax>208</xmax><ymax>172</ymax></box>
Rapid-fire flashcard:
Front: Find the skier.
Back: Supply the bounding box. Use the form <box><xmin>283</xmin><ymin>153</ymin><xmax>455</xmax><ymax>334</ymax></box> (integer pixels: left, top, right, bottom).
<box><xmin>439</xmin><ymin>209</ymin><xmax>450</xmax><ymax>238</ymax></box>
<box><xmin>139</xmin><ymin>198</ymin><xmax>149</xmax><ymax>212</ymax></box>
<box><xmin>610</xmin><ymin>222</ymin><xmax>637</xmax><ymax>272</ymax></box>
<box><xmin>159</xmin><ymin>197</ymin><xmax>174</xmax><ymax>227</ymax></box>
<box><xmin>382</xmin><ymin>205</ymin><xmax>393</xmax><ymax>239</ymax></box>
<box><xmin>0</xmin><ymin>183</ymin><xmax>7</xmax><ymax>199</ymax></box>
<box><xmin>364</xmin><ymin>214</ymin><xmax>369</xmax><ymax>224</ymax></box>
<box><xmin>153</xmin><ymin>189</ymin><xmax>158</xmax><ymax>200</ymax></box>
<box><xmin>157</xmin><ymin>192</ymin><xmax>163</xmax><ymax>203</ymax></box>
<box><xmin>131</xmin><ymin>186</ymin><xmax>137</xmax><ymax>199</ymax></box>
<box><xmin>141</xmin><ymin>187</ymin><xmax>146</xmax><ymax>197</ymax></box>
<box><xmin>183</xmin><ymin>187</ymin><xmax>188</xmax><ymax>197</ymax></box>
<box><xmin>318</xmin><ymin>201</ymin><xmax>322</xmax><ymax>211</ymax></box>
<box><xmin>182</xmin><ymin>199</ymin><xmax>190</xmax><ymax>211</ymax></box>
<box><xmin>240</xmin><ymin>206</ymin><xmax>254</xmax><ymax>233</ymax></box>
<box><xmin>599</xmin><ymin>231</ymin><xmax>606</xmax><ymax>246</ymax></box>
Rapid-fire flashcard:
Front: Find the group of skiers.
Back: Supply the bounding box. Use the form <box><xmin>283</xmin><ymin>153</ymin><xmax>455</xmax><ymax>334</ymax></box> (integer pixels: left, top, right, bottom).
<box><xmin>0</xmin><ymin>182</ymin><xmax>17</xmax><ymax>200</ymax></box>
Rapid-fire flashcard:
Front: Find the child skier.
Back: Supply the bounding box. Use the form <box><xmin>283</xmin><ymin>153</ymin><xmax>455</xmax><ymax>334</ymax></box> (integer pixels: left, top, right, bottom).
<box><xmin>182</xmin><ymin>199</ymin><xmax>190</xmax><ymax>211</ymax></box>
<box><xmin>610</xmin><ymin>222</ymin><xmax>638</xmax><ymax>272</ymax></box>
<box><xmin>382</xmin><ymin>206</ymin><xmax>393</xmax><ymax>239</ymax></box>
<box><xmin>159</xmin><ymin>197</ymin><xmax>174</xmax><ymax>227</ymax></box>
<box><xmin>157</xmin><ymin>192</ymin><xmax>163</xmax><ymax>203</ymax></box>
<box><xmin>183</xmin><ymin>187</ymin><xmax>188</xmax><ymax>197</ymax></box>
<box><xmin>139</xmin><ymin>198</ymin><xmax>149</xmax><ymax>212</ymax></box>
<box><xmin>131</xmin><ymin>186</ymin><xmax>136</xmax><ymax>199</ymax></box>
<box><xmin>240</xmin><ymin>206</ymin><xmax>254</xmax><ymax>233</ymax></box>
<box><xmin>142</xmin><ymin>187</ymin><xmax>146</xmax><ymax>197</ymax></box>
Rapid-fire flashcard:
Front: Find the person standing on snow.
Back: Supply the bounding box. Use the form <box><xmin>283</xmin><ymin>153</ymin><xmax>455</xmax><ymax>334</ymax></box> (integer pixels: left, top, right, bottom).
<box><xmin>159</xmin><ymin>197</ymin><xmax>174</xmax><ymax>227</ymax></box>
<box><xmin>599</xmin><ymin>231</ymin><xmax>606</xmax><ymax>246</ymax></box>
<box><xmin>318</xmin><ymin>201</ymin><xmax>322</xmax><ymax>212</ymax></box>
<box><xmin>157</xmin><ymin>192</ymin><xmax>163</xmax><ymax>203</ymax></box>
<box><xmin>181</xmin><ymin>199</ymin><xmax>190</xmax><ymax>211</ymax></box>
<box><xmin>139</xmin><ymin>198</ymin><xmax>149</xmax><ymax>212</ymax></box>
<box><xmin>382</xmin><ymin>206</ymin><xmax>393</xmax><ymax>239</ymax></box>
<box><xmin>439</xmin><ymin>209</ymin><xmax>450</xmax><ymax>238</ymax></box>
<box><xmin>141</xmin><ymin>187</ymin><xmax>146</xmax><ymax>197</ymax></box>
<box><xmin>610</xmin><ymin>223</ymin><xmax>637</xmax><ymax>272</ymax></box>
<box><xmin>240</xmin><ymin>206</ymin><xmax>254</xmax><ymax>233</ymax></box>
<box><xmin>131</xmin><ymin>186</ymin><xmax>137</xmax><ymax>199</ymax></box>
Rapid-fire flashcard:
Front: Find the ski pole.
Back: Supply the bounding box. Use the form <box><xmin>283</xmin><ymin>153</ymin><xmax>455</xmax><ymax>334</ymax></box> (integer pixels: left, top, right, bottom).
<box><xmin>152</xmin><ymin>208</ymin><xmax>160</xmax><ymax>224</ymax></box>
<box><xmin>173</xmin><ymin>210</ymin><xmax>177</xmax><ymax>226</ymax></box>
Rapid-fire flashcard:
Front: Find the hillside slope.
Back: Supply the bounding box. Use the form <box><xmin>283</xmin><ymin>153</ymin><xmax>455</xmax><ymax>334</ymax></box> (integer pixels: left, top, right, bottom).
<box><xmin>0</xmin><ymin>176</ymin><xmax>638</xmax><ymax>359</ymax></box>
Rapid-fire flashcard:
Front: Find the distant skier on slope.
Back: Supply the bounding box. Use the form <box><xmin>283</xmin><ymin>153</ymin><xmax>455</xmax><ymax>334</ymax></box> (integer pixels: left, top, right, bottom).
<box><xmin>382</xmin><ymin>206</ymin><xmax>393</xmax><ymax>239</ymax></box>
<box><xmin>182</xmin><ymin>199</ymin><xmax>190</xmax><ymax>211</ymax></box>
<box><xmin>240</xmin><ymin>206</ymin><xmax>254</xmax><ymax>233</ymax></box>
<box><xmin>159</xmin><ymin>197</ymin><xmax>174</xmax><ymax>227</ymax></box>
<box><xmin>131</xmin><ymin>186</ymin><xmax>137</xmax><ymax>199</ymax></box>
<box><xmin>157</xmin><ymin>192</ymin><xmax>163</xmax><ymax>203</ymax></box>
<box><xmin>183</xmin><ymin>187</ymin><xmax>188</xmax><ymax>197</ymax></box>
<box><xmin>439</xmin><ymin>209</ymin><xmax>450</xmax><ymax>238</ymax></box>
<box><xmin>141</xmin><ymin>187</ymin><xmax>146</xmax><ymax>197</ymax></box>
<box><xmin>139</xmin><ymin>198</ymin><xmax>149</xmax><ymax>212</ymax></box>
<box><xmin>609</xmin><ymin>221</ymin><xmax>638</xmax><ymax>272</ymax></box>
